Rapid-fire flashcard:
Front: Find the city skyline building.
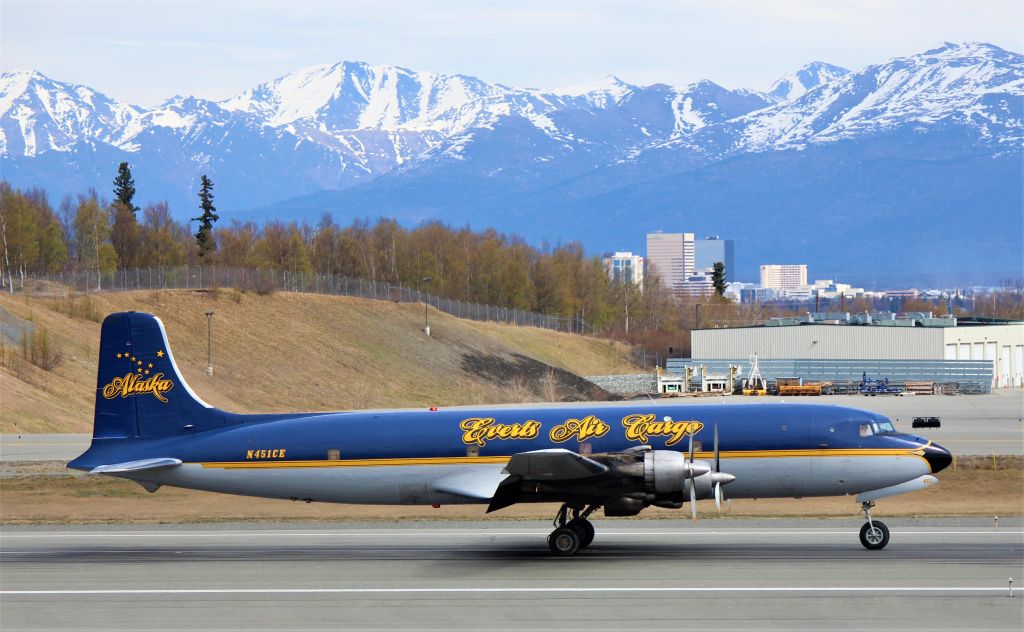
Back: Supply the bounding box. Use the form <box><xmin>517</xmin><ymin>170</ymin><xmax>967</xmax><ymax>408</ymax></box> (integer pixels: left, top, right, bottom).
<box><xmin>646</xmin><ymin>232</ymin><xmax>694</xmax><ymax>292</ymax></box>
<box><xmin>603</xmin><ymin>251</ymin><xmax>645</xmax><ymax>287</ymax></box>
<box><xmin>760</xmin><ymin>264</ymin><xmax>808</xmax><ymax>290</ymax></box>
<box><xmin>695</xmin><ymin>236</ymin><xmax>735</xmax><ymax>281</ymax></box>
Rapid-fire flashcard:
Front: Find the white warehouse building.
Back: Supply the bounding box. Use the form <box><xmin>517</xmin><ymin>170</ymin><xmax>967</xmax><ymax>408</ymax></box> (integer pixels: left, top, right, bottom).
<box><xmin>692</xmin><ymin>316</ymin><xmax>1024</xmax><ymax>388</ymax></box>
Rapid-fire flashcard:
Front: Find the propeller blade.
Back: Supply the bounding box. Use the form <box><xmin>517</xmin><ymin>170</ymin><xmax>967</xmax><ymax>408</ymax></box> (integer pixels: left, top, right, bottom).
<box><xmin>688</xmin><ymin>430</ymin><xmax>694</xmax><ymax>464</ymax></box>
<box><xmin>714</xmin><ymin>482</ymin><xmax>723</xmax><ymax>514</ymax></box>
<box><xmin>689</xmin><ymin>476</ymin><xmax>697</xmax><ymax>522</ymax></box>
<box><xmin>714</xmin><ymin>423</ymin><xmax>720</xmax><ymax>473</ymax></box>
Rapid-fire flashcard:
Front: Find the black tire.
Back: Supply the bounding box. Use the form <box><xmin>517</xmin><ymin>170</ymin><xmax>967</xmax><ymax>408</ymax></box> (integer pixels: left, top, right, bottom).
<box><xmin>569</xmin><ymin>519</ymin><xmax>596</xmax><ymax>549</ymax></box>
<box><xmin>548</xmin><ymin>526</ymin><xmax>581</xmax><ymax>556</ymax></box>
<box><xmin>859</xmin><ymin>521</ymin><xmax>890</xmax><ymax>550</ymax></box>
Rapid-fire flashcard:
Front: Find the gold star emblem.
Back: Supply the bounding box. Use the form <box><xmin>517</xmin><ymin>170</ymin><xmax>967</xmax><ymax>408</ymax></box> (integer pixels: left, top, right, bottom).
<box><xmin>144</xmin><ymin>369</ymin><xmax>150</xmax><ymax>375</ymax></box>
<box><xmin>148</xmin><ymin>363</ymin><xmax>153</xmax><ymax>368</ymax></box>
<box><xmin>137</xmin><ymin>360</ymin><xmax>143</xmax><ymax>366</ymax></box>
<box><xmin>136</xmin><ymin>367</ymin><xmax>143</xmax><ymax>373</ymax></box>
<box><xmin>156</xmin><ymin>350</ymin><xmax>165</xmax><ymax>358</ymax></box>
<box><xmin>131</xmin><ymin>356</ymin><xmax>137</xmax><ymax>362</ymax></box>
<box><xmin>116</xmin><ymin>353</ymin><xmax>123</xmax><ymax>359</ymax></box>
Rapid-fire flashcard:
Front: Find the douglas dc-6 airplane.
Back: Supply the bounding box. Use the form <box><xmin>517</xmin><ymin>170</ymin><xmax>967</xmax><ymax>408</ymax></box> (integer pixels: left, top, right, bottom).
<box><xmin>70</xmin><ymin>312</ymin><xmax>952</xmax><ymax>556</ymax></box>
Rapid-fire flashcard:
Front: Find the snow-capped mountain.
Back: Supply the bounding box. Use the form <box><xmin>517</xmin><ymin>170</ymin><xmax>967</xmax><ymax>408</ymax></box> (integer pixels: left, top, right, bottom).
<box><xmin>0</xmin><ymin>70</ymin><xmax>141</xmax><ymax>156</ymax></box>
<box><xmin>680</xmin><ymin>41</ymin><xmax>1023</xmax><ymax>156</ymax></box>
<box><xmin>767</xmin><ymin>61</ymin><xmax>850</xmax><ymax>102</ymax></box>
<box><xmin>1</xmin><ymin>42</ymin><xmax>1021</xmax><ymax>284</ymax></box>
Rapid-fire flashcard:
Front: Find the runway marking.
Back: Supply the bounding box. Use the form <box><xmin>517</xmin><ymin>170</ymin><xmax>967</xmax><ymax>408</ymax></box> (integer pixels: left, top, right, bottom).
<box><xmin>0</xmin><ymin>587</ymin><xmax>1013</xmax><ymax>596</ymax></box>
<box><xmin>2</xmin><ymin>530</ymin><xmax>1022</xmax><ymax>539</ymax></box>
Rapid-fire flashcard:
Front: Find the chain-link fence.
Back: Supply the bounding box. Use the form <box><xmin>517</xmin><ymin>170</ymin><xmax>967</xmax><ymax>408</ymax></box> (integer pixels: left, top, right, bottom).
<box><xmin>23</xmin><ymin>266</ymin><xmax>593</xmax><ymax>334</ymax></box>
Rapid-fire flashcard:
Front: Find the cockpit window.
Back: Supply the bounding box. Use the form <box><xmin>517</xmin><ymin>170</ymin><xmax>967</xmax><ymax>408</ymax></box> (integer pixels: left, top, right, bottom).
<box><xmin>876</xmin><ymin>421</ymin><xmax>895</xmax><ymax>433</ymax></box>
<box><xmin>858</xmin><ymin>424</ymin><xmax>873</xmax><ymax>437</ymax></box>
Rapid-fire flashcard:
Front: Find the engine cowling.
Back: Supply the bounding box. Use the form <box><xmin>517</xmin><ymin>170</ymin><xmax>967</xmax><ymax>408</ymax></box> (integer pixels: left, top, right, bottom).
<box><xmin>642</xmin><ymin>450</ymin><xmax>711</xmax><ymax>494</ymax></box>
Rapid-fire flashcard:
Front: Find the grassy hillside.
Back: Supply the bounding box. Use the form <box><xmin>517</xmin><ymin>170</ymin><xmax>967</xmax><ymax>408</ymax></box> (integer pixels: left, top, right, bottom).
<box><xmin>0</xmin><ymin>288</ymin><xmax>637</xmax><ymax>433</ymax></box>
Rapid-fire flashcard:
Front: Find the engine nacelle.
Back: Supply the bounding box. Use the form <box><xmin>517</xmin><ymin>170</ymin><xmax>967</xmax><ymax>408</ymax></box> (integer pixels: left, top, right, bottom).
<box><xmin>684</xmin><ymin>471</ymin><xmax>714</xmax><ymax>501</ymax></box>
<box><xmin>642</xmin><ymin>450</ymin><xmax>711</xmax><ymax>494</ymax></box>
<box><xmin>604</xmin><ymin>496</ymin><xmax>646</xmax><ymax>517</ymax></box>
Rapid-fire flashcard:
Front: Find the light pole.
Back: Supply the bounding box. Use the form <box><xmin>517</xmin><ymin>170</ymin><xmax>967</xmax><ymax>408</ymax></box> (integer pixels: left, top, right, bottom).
<box><xmin>419</xmin><ymin>277</ymin><xmax>432</xmax><ymax>336</ymax></box>
<box><xmin>204</xmin><ymin>311</ymin><xmax>214</xmax><ymax>375</ymax></box>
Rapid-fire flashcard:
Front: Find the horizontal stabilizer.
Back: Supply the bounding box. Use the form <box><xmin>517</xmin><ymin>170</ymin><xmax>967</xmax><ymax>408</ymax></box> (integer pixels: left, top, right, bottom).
<box><xmin>431</xmin><ymin>465</ymin><xmax>510</xmax><ymax>499</ymax></box>
<box><xmin>505</xmin><ymin>449</ymin><xmax>608</xmax><ymax>480</ymax></box>
<box><xmin>89</xmin><ymin>458</ymin><xmax>183</xmax><ymax>475</ymax></box>
<box><xmin>856</xmin><ymin>475</ymin><xmax>938</xmax><ymax>503</ymax></box>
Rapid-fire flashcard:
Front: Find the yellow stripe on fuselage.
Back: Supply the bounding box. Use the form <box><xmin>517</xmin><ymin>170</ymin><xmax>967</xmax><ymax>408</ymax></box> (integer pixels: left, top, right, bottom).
<box><xmin>198</xmin><ymin>447</ymin><xmax>927</xmax><ymax>469</ymax></box>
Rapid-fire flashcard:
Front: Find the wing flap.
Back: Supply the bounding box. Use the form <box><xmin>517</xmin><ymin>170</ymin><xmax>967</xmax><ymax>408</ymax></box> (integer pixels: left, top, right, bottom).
<box><xmin>89</xmin><ymin>458</ymin><xmax>183</xmax><ymax>475</ymax></box>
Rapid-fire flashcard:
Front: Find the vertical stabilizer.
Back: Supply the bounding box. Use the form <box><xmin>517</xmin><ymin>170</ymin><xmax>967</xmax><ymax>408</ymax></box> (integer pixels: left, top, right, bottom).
<box><xmin>92</xmin><ymin>312</ymin><xmax>222</xmax><ymax>439</ymax></box>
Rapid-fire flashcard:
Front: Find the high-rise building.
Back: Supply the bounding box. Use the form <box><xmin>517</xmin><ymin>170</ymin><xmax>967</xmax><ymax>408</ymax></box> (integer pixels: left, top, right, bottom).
<box><xmin>603</xmin><ymin>251</ymin><xmax>644</xmax><ymax>287</ymax></box>
<box><xmin>760</xmin><ymin>264</ymin><xmax>808</xmax><ymax>290</ymax></box>
<box><xmin>695</xmin><ymin>236</ymin><xmax>735</xmax><ymax>281</ymax></box>
<box><xmin>646</xmin><ymin>232</ymin><xmax>694</xmax><ymax>291</ymax></box>
<box><xmin>679</xmin><ymin>274</ymin><xmax>714</xmax><ymax>297</ymax></box>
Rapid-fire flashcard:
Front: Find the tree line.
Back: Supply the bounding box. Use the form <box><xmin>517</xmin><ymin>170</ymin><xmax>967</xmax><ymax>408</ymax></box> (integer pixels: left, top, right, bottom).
<box><xmin>2</xmin><ymin>163</ymin><xmax>1021</xmax><ymax>352</ymax></box>
<box><xmin>0</xmin><ymin>166</ymin><xmax>690</xmax><ymax>336</ymax></box>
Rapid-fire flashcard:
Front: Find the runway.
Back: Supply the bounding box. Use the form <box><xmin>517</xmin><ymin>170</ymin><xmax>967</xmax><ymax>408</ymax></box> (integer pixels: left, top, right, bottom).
<box><xmin>2</xmin><ymin>520</ymin><xmax>1021</xmax><ymax>631</ymax></box>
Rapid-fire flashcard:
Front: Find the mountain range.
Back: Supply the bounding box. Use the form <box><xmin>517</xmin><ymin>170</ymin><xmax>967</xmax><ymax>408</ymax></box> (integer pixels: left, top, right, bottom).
<box><xmin>1</xmin><ymin>42</ymin><xmax>1021</xmax><ymax>286</ymax></box>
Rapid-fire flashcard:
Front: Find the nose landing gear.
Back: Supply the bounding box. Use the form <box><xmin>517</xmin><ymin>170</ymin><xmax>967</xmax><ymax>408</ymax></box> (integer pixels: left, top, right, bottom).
<box><xmin>859</xmin><ymin>501</ymin><xmax>890</xmax><ymax>550</ymax></box>
<box><xmin>547</xmin><ymin>503</ymin><xmax>599</xmax><ymax>556</ymax></box>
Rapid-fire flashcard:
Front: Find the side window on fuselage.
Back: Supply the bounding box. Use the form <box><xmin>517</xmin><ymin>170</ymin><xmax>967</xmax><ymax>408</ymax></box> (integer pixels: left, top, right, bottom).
<box><xmin>858</xmin><ymin>423</ymin><xmax>873</xmax><ymax>438</ymax></box>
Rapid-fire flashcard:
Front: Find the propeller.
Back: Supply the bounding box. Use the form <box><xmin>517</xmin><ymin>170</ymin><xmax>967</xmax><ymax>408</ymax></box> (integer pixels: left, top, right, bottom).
<box><xmin>688</xmin><ymin>431</ymin><xmax>697</xmax><ymax>522</ymax></box>
<box><xmin>714</xmin><ymin>424</ymin><xmax>723</xmax><ymax>514</ymax></box>
<box><xmin>711</xmin><ymin>423</ymin><xmax>736</xmax><ymax>514</ymax></box>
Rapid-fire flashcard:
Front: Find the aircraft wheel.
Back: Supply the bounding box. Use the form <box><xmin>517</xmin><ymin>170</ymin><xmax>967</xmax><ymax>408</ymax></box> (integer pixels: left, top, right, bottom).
<box><xmin>569</xmin><ymin>519</ymin><xmax>595</xmax><ymax>549</ymax></box>
<box><xmin>859</xmin><ymin>521</ymin><xmax>890</xmax><ymax>550</ymax></box>
<box><xmin>548</xmin><ymin>526</ymin><xmax>581</xmax><ymax>556</ymax></box>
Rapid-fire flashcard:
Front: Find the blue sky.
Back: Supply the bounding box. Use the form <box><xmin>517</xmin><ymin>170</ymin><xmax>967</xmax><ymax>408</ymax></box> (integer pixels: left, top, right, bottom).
<box><xmin>3</xmin><ymin>0</ymin><xmax>1022</xmax><ymax>106</ymax></box>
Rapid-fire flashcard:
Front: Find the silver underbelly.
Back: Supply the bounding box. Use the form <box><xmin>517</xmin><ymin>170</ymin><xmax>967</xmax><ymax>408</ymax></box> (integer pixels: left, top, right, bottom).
<box><xmin>122</xmin><ymin>455</ymin><xmax>931</xmax><ymax>505</ymax></box>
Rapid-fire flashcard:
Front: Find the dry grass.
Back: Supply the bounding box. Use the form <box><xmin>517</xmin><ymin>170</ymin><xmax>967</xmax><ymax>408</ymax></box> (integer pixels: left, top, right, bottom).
<box><xmin>1</xmin><ymin>466</ymin><xmax>1019</xmax><ymax>525</ymax></box>
<box><xmin>0</xmin><ymin>289</ymin><xmax>638</xmax><ymax>433</ymax></box>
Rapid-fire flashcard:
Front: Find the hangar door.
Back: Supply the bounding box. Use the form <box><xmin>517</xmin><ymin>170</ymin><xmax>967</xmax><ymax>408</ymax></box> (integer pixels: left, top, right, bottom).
<box><xmin>1017</xmin><ymin>345</ymin><xmax>1024</xmax><ymax>386</ymax></box>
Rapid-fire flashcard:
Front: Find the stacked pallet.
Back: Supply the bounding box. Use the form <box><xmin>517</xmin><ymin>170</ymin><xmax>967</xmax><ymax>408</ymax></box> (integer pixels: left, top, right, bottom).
<box><xmin>904</xmin><ymin>381</ymin><xmax>935</xmax><ymax>395</ymax></box>
<box><xmin>778</xmin><ymin>384</ymin><xmax>822</xmax><ymax>396</ymax></box>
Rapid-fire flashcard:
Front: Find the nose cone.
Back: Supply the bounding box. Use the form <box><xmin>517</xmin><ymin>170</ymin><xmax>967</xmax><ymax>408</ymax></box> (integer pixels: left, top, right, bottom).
<box><xmin>923</xmin><ymin>442</ymin><xmax>952</xmax><ymax>473</ymax></box>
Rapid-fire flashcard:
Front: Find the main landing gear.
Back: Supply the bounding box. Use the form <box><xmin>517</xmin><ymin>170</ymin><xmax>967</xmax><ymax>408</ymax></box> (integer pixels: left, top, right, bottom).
<box><xmin>547</xmin><ymin>503</ymin><xmax>599</xmax><ymax>556</ymax></box>
<box><xmin>859</xmin><ymin>501</ymin><xmax>890</xmax><ymax>550</ymax></box>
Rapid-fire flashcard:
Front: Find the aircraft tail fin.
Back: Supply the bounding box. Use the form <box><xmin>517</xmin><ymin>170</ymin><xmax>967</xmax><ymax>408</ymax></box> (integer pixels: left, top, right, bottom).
<box><xmin>91</xmin><ymin>312</ymin><xmax>225</xmax><ymax>440</ymax></box>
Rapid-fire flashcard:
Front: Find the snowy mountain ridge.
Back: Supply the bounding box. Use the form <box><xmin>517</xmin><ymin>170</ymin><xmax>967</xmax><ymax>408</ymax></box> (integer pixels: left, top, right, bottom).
<box><xmin>766</xmin><ymin>61</ymin><xmax>850</xmax><ymax>102</ymax></box>
<box><xmin>0</xmin><ymin>42</ymin><xmax>1020</xmax><ymax>220</ymax></box>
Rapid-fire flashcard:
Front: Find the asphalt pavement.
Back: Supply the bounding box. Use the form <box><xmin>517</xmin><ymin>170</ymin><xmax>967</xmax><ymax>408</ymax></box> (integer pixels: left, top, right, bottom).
<box><xmin>1</xmin><ymin>519</ymin><xmax>1021</xmax><ymax>631</ymax></box>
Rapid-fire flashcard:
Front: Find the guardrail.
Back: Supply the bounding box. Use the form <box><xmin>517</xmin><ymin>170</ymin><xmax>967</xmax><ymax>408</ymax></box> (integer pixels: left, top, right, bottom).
<box><xmin>20</xmin><ymin>267</ymin><xmax>593</xmax><ymax>334</ymax></box>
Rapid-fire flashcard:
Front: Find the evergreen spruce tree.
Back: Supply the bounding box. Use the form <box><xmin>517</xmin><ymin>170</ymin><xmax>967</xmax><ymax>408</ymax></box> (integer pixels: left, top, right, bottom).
<box><xmin>112</xmin><ymin>162</ymin><xmax>138</xmax><ymax>214</ymax></box>
<box><xmin>111</xmin><ymin>162</ymin><xmax>141</xmax><ymax>267</ymax></box>
<box><xmin>192</xmin><ymin>175</ymin><xmax>219</xmax><ymax>259</ymax></box>
<box><xmin>712</xmin><ymin>261</ymin><xmax>727</xmax><ymax>297</ymax></box>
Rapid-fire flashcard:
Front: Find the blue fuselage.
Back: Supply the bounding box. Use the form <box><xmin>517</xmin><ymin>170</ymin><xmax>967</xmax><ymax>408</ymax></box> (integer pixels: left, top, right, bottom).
<box><xmin>70</xmin><ymin>401</ymin><xmax>949</xmax><ymax>505</ymax></box>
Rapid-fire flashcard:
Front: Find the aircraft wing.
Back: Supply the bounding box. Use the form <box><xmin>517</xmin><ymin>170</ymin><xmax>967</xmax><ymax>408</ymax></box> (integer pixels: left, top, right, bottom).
<box><xmin>504</xmin><ymin>448</ymin><xmax>608</xmax><ymax>480</ymax></box>
<box><xmin>431</xmin><ymin>449</ymin><xmax>608</xmax><ymax>502</ymax></box>
<box><xmin>431</xmin><ymin>465</ymin><xmax>510</xmax><ymax>500</ymax></box>
<box><xmin>486</xmin><ymin>449</ymin><xmax>611</xmax><ymax>512</ymax></box>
